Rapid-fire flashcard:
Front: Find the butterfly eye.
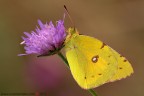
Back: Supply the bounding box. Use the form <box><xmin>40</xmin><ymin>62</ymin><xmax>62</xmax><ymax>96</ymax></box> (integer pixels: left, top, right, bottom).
<box><xmin>92</xmin><ymin>55</ymin><xmax>99</xmax><ymax>63</ymax></box>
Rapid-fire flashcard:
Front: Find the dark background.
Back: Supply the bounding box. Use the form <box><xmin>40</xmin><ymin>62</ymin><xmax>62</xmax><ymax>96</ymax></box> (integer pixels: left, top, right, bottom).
<box><xmin>0</xmin><ymin>0</ymin><xmax>144</xmax><ymax>96</ymax></box>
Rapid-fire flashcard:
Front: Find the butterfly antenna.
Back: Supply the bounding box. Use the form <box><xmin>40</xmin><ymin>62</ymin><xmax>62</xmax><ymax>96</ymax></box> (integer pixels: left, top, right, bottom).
<box><xmin>64</xmin><ymin>5</ymin><xmax>75</xmax><ymax>30</ymax></box>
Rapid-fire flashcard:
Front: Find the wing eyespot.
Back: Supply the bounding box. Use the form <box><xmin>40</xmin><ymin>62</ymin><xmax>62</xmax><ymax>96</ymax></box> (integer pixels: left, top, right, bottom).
<box><xmin>91</xmin><ymin>55</ymin><xmax>99</xmax><ymax>63</ymax></box>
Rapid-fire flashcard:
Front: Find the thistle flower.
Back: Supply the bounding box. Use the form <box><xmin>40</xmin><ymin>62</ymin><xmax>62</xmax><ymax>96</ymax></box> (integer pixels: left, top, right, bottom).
<box><xmin>19</xmin><ymin>19</ymin><xmax>66</xmax><ymax>56</ymax></box>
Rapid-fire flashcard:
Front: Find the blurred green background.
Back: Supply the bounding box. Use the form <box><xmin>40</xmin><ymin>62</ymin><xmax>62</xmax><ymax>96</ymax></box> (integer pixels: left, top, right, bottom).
<box><xmin>0</xmin><ymin>0</ymin><xmax>144</xmax><ymax>96</ymax></box>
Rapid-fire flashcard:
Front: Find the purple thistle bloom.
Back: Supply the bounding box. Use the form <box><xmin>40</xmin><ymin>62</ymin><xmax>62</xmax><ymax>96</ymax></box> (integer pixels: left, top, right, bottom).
<box><xmin>19</xmin><ymin>19</ymin><xmax>66</xmax><ymax>56</ymax></box>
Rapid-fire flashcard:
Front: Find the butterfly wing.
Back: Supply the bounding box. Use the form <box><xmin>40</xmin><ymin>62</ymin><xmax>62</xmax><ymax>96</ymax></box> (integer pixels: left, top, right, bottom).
<box><xmin>65</xmin><ymin>35</ymin><xmax>118</xmax><ymax>89</ymax></box>
<box><xmin>108</xmin><ymin>49</ymin><xmax>134</xmax><ymax>82</ymax></box>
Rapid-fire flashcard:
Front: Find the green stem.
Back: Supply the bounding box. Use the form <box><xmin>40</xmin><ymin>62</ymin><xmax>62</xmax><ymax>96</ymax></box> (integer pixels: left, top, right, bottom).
<box><xmin>57</xmin><ymin>52</ymin><xmax>98</xmax><ymax>96</ymax></box>
<box><xmin>88</xmin><ymin>89</ymin><xmax>98</xmax><ymax>96</ymax></box>
<box><xmin>57</xmin><ymin>52</ymin><xmax>69</xmax><ymax>67</ymax></box>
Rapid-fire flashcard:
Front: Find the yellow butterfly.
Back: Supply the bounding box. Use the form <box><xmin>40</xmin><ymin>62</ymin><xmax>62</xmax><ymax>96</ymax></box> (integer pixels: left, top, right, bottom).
<box><xmin>64</xmin><ymin>28</ymin><xmax>133</xmax><ymax>89</ymax></box>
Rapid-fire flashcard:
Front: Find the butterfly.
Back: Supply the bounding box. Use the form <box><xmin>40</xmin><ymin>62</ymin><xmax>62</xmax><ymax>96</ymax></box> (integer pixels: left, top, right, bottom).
<box><xmin>64</xmin><ymin>28</ymin><xmax>133</xmax><ymax>89</ymax></box>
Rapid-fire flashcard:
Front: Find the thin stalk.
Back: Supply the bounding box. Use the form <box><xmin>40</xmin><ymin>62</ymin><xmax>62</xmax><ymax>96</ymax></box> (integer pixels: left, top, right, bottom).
<box><xmin>57</xmin><ymin>52</ymin><xmax>69</xmax><ymax>67</ymax></box>
<box><xmin>57</xmin><ymin>52</ymin><xmax>98</xmax><ymax>96</ymax></box>
<box><xmin>88</xmin><ymin>89</ymin><xmax>98</xmax><ymax>96</ymax></box>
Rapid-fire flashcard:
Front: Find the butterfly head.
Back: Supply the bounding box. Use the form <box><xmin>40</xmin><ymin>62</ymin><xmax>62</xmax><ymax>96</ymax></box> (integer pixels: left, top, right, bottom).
<box><xmin>64</xmin><ymin>27</ymin><xmax>79</xmax><ymax>44</ymax></box>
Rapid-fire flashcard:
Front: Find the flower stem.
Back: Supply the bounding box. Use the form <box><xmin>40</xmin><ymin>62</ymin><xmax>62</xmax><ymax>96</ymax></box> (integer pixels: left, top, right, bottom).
<box><xmin>57</xmin><ymin>52</ymin><xmax>98</xmax><ymax>96</ymax></box>
<box><xmin>88</xmin><ymin>89</ymin><xmax>98</xmax><ymax>96</ymax></box>
<box><xmin>57</xmin><ymin>52</ymin><xmax>69</xmax><ymax>67</ymax></box>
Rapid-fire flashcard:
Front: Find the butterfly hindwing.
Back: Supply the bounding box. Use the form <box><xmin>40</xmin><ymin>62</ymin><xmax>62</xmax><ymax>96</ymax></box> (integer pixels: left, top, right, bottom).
<box><xmin>108</xmin><ymin>48</ymin><xmax>134</xmax><ymax>82</ymax></box>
